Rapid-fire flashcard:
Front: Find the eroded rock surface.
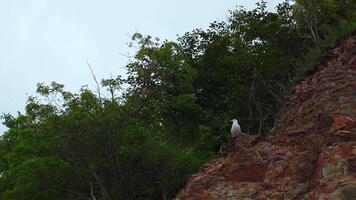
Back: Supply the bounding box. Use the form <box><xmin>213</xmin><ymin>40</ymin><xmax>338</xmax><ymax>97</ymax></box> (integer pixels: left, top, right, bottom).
<box><xmin>176</xmin><ymin>32</ymin><xmax>356</xmax><ymax>200</ymax></box>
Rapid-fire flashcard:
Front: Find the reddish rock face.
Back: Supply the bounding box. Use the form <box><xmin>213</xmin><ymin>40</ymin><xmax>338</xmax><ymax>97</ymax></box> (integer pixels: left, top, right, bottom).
<box><xmin>176</xmin><ymin>32</ymin><xmax>356</xmax><ymax>200</ymax></box>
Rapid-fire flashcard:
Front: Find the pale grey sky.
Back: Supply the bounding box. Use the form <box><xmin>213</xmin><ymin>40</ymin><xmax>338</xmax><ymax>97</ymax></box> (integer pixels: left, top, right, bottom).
<box><xmin>0</xmin><ymin>0</ymin><xmax>283</xmax><ymax>133</ymax></box>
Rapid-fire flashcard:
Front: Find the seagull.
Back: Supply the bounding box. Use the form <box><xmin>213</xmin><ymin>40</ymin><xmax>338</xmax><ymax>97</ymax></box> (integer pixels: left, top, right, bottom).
<box><xmin>230</xmin><ymin>119</ymin><xmax>241</xmax><ymax>137</ymax></box>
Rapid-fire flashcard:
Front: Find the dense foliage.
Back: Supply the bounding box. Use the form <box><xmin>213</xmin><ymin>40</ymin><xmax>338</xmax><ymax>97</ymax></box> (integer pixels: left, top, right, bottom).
<box><xmin>1</xmin><ymin>1</ymin><xmax>355</xmax><ymax>199</ymax></box>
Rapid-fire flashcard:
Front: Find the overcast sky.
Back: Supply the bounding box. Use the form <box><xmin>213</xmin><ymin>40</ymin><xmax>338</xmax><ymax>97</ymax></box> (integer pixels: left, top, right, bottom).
<box><xmin>0</xmin><ymin>0</ymin><xmax>283</xmax><ymax>133</ymax></box>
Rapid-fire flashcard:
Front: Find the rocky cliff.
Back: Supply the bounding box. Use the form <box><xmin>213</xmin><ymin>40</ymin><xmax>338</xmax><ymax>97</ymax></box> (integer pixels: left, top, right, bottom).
<box><xmin>176</xmin><ymin>32</ymin><xmax>356</xmax><ymax>200</ymax></box>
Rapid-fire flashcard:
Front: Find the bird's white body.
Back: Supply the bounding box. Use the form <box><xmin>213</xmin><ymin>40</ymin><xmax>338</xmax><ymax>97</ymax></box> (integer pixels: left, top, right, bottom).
<box><xmin>230</xmin><ymin>119</ymin><xmax>241</xmax><ymax>137</ymax></box>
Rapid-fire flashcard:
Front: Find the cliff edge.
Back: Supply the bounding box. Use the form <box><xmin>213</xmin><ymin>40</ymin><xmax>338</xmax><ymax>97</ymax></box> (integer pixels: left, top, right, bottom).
<box><xmin>176</xmin><ymin>32</ymin><xmax>356</xmax><ymax>200</ymax></box>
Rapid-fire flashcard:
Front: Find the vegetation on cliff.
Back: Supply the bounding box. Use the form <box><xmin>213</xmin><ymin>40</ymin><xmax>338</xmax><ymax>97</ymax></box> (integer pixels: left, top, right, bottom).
<box><xmin>176</xmin><ymin>30</ymin><xmax>356</xmax><ymax>200</ymax></box>
<box><xmin>1</xmin><ymin>0</ymin><xmax>355</xmax><ymax>199</ymax></box>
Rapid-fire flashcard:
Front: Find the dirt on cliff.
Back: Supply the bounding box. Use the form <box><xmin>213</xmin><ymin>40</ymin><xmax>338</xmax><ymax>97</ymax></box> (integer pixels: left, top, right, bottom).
<box><xmin>176</xmin><ymin>32</ymin><xmax>356</xmax><ymax>200</ymax></box>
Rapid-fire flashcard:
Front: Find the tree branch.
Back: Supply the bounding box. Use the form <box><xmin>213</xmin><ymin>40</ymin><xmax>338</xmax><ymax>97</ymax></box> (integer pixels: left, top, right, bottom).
<box><xmin>86</xmin><ymin>59</ymin><xmax>102</xmax><ymax>101</ymax></box>
<box><xmin>89</xmin><ymin>165</ymin><xmax>112</xmax><ymax>200</ymax></box>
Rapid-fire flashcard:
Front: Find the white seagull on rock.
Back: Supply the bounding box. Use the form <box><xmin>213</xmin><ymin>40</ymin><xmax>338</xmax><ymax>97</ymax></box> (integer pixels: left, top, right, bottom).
<box><xmin>230</xmin><ymin>119</ymin><xmax>241</xmax><ymax>137</ymax></box>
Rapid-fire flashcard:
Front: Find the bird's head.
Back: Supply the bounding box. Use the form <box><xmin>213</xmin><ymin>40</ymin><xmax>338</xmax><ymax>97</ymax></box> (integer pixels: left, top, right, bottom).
<box><xmin>230</xmin><ymin>119</ymin><xmax>238</xmax><ymax>123</ymax></box>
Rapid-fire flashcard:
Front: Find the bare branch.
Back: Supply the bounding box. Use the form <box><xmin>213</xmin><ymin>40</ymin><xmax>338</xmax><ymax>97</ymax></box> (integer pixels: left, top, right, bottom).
<box><xmin>90</xmin><ymin>165</ymin><xmax>112</xmax><ymax>200</ymax></box>
<box><xmin>86</xmin><ymin>59</ymin><xmax>102</xmax><ymax>101</ymax></box>
<box><xmin>90</xmin><ymin>182</ymin><xmax>97</xmax><ymax>200</ymax></box>
<box><xmin>118</xmin><ymin>51</ymin><xmax>133</xmax><ymax>59</ymax></box>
